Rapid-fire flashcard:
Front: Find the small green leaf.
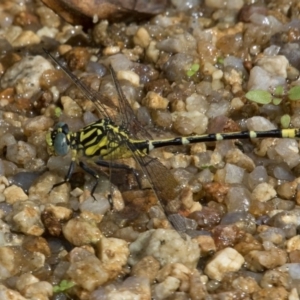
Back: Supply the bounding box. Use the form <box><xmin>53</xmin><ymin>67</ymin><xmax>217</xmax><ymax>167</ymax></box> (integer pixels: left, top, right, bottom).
<box><xmin>274</xmin><ymin>85</ymin><xmax>284</xmax><ymax>96</ymax></box>
<box><xmin>245</xmin><ymin>90</ymin><xmax>272</xmax><ymax>104</ymax></box>
<box><xmin>186</xmin><ymin>63</ymin><xmax>200</xmax><ymax>77</ymax></box>
<box><xmin>280</xmin><ymin>114</ymin><xmax>291</xmax><ymax>129</ymax></box>
<box><xmin>217</xmin><ymin>57</ymin><xmax>224</xmax><ymax>64</ymax></box>
<box><xmin>272</xmin><ymin>97</ymin><xmax>282</xmax><ymax>105</ymax></box>
<box><xmin>55</xmin><ymin>107</ymin><xmax>62</xmax><ymax>118</ymax></box>
<box><xmin>53</xmin><ymin>280</ymin><xmax>75</xmax><ymax>293</ymax></box>
<box><xmin>288</xmin><ymin>86</ymin><xmax>300</xmax><ymax>101</ymax></box>
<box><xmin>186</xmin><ymin>70</ymin><xmax>193</xmax><ymax>77</ymax></box>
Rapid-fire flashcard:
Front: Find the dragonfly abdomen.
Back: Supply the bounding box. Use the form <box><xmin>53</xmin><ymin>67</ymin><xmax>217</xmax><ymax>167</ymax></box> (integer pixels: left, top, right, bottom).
<box><xmin>148</xmin><ymin>128</ymin><xmax>300</xmax><ymax>150</ymax></box>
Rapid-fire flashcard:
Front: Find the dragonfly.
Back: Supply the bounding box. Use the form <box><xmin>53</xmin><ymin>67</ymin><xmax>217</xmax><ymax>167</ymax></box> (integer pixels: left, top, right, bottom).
<box><xmin>44</xmin><ymin>49</ymin><xmax>300</xmax><ymax>233</ymax></box>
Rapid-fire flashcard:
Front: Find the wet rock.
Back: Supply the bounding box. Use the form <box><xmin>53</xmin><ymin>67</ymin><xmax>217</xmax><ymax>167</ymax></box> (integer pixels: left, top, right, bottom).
<box><xmin>129</xmin><ymin>229</ymin><xmax>200</xmax><ymax>269</ymax></box>
<box><xmin>6</xmin><ymin>201</ymin><xmax>44</xmax><ymax>236</ymax></box>
<box><xmin>95</xmin><ymin>236</ymin><xmax>129</xmax><ymax>279</ymax></box>
<box><xmin>91</xmin><ymin>276</ymin><xmax>151</xmax><ymax>300</ymax></box>
<box><xmin>131</xmin><ymin>255</ymin><xmax>160</xmax><ymax>282</ymax></box>
<box><xmin>3</xmin><ymin>185</ymin><xmax>28</xmax><ymax>204</ymax></box>
<box><xmin>67</xmin><ymin>247</ymin><xmax>110</xmax><ymax>291</ymax></box>
<box><xmin>244</xmin><ymin>248</ymin><xmax>288</xmax><ymax>272</ymax></box>
<box><xmin>204</xmin><ymin>247</ymin><xmax>244</xmax><ymax>281</ymax></box>
<box><xmin>62</xmin><ymin>217</ymin><xmax>102</xmax><ymax>246</ymax></box>
<box><xmin>1</xmin><ymin>56</ymin><xmax>54</xmax><ymax>99</ymax></box>
<box><xmin>0</xmin><ymin>284</ymin><xmax>27</xmax><ymax>300</ymax></box>
<box><xmin>251</xmin><ymin>182</ymin><xmax>277</xmax><ymax>202</ymax></box>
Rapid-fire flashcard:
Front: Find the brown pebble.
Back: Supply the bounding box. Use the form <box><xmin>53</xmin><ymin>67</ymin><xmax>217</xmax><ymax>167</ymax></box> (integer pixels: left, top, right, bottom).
<box><xmin>131</xmin><ymin>255</ymin><xmax>160</xmax><ymax>282</ymax></box>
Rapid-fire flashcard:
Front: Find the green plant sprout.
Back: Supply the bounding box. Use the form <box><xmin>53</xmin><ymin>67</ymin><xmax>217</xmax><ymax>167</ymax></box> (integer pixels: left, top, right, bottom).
<box><xmin>186</xmin><ymin>63</ymin><xmax>200</xmax><ymax>77</ymax></box>
<box><xmin>53</xmin><ymin>280</ymin><xmax>75</xmax><ymax>293</ymax></box>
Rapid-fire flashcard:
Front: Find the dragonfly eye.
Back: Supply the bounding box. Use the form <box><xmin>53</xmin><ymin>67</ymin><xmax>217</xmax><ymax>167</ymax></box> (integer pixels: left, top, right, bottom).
<box><xmin>53</xmin><ymin>132</ymin><xmax>69</xmax><ymax>156</ymax></box>
<box><xmin>55</xmin><ymin>122</ymin><xmax>69</xmax><ymax>134</ymax></box>
<box><xmin>46</xmin><ymin>123</ymin><xmax>70</xmax><ymax>156</ymax></box>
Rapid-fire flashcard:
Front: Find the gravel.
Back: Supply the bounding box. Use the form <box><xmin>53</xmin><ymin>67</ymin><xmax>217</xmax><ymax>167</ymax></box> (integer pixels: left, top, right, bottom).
<box><xmin>1</xmin><ymin>0</ymin><xmax>300</xmax><ymax>299</ymax></box>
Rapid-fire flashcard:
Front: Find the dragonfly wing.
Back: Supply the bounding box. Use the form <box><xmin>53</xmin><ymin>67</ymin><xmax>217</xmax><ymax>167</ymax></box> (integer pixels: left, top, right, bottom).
<box><xmin>108</xmin><ymin>65</ymin><xmax>153</xmax><ymax>140</ymax></box>
<box><xmin>44</xmin><ymin>49</ymin><xmax>119</xmax><ymax>121</ymax></box>
<box><xmin>131</xmin><ymin>152</ymin><xmax>188</xmax><ymax>231</ymax></box>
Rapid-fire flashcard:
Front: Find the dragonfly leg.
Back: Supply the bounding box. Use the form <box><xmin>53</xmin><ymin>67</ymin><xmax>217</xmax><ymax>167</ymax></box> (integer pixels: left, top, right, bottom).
<box><xmin>79</xmin><ymin>161</ymin><xmax>101</xmax><ymax>199</ymax></box>
<box><xmin>96</xmin><ymin>159</ymin><xmax>142</xmax><ymax>189</ymax></box>
<box><xmin>51</xmin><ymin>160</ymin><xmax>76</xmax><ymax>190</ymax></box>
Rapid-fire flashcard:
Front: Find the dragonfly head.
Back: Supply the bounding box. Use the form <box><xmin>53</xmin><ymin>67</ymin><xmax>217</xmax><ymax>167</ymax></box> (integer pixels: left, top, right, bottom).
<box><xmin>46</xmin><ymin>122</ymin><xmax>70</xmax><ymax>156</ymax></box>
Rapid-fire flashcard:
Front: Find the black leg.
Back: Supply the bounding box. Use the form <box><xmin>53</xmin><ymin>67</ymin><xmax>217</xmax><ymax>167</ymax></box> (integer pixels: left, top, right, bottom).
<box><xmin>51</xmin><ymin>160</ymin><xmax>76</xmax><ymax>190</ymax></box>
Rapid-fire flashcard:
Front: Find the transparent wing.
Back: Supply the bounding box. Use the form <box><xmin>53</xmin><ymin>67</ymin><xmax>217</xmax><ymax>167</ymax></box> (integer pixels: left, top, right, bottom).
<box><xmin>108</xmin><ymin>65</ymin><xmax>153</xmax><ymax>140</ymax></box>
<box><xmin>44</xmin><ymin>49</ymin><xmax>118</xmax><ymax>121</ymax></box>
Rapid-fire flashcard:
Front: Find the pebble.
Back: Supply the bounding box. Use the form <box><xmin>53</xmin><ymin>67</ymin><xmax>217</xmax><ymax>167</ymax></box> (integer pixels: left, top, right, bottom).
<box><xmin>251</xmin><ymin>182</ymin><xmax>277</xmax><ymax>202</ymax></box>
<box><xmin>0</xmin><ymin>247</ymin><xmax>22</xmax><ymax>280</ymax></box>
<box><xmin>248</xmin><ymin>166</ymin><xmax>269</xmax><ymax>190</ymax></box>
<box><xmin>185</xmin><ymin>93</ymin><xmax>209</xmax><ymax>114</ymax></box>
<box><xmin>219</xmin><ymin>163</ymin><xmax>245</xmax><ymax>184</ymax></box>
<box><xmin>6</xmin><ymin>141</ymin><xmax>36</xmax><ymax>166</ymax></box>
<box><xmin>205</xmin><ymin>0</ymin><xmax>244</xmax><ymax>9</ymax></box>
<box><xmin>156</xmin><ymin>32</ymin><xmax>197</xmax><ymax>54</ymax></box>
<box><xmin>11</xmin><ymin>30</ymin><xmax>41</xmax><ymax>47</ymax></box>
<box><xmin>189</xmin><ymin>270</ymin><xmax>208</xmax><ymax>299</ymax></box>
<box><xmin>163</xmin><ymin>53</ymin><xmax>194</xmax><ymax>82</ymax></box>
<box><xmin>193</xmin><ymin>235</ymin><xmax>216</xmax><ymax>256</ymax></box>
<box><xmin>16</xmin><ymin>273</ymin><xmax>53</xmax><ymax>299</ymax></box>
<box><xmin>260</xmin><ymin>268</ymin><xmax>292</xmax><ymax>289</ymax></box>
<box><xmin>274</xmin><ymin>139</ymin><xmax>300</xmax><ymax>168</ymax></box>
<box><xmin>1</xmin><ymin>56</ymin><xmax>54</xmax><ymax>99</ymax></box>
<box><xmin>172</xmin><ymin>111</ymin><xmax>208</xmax><ymax>135</ymax></box>
<box><xmin>28</xmin><ymin>171</ymin><xmax>70</xmax><ymax>204</ymax></box>
<box><xmin>277</xmin><ymin>180</ymin><xmax>298</xmax><ymax>200</ymax></box>
<box><xmin>91</xmin><ymin>276</ymin><xmax>151</xmax><ymax>300</ymax></box>
<box><xmin>61</xmin><ymin>96</ymin><xmax>83</xmax><ymax>118</ymax></box>
<box><xmin>245</xmin><ymin>248</ymin><xmax>288</xmax><ymax>272</ymax></box>
<box><xmin>131</xmin><ymin>255</ymin><xmax>160</xmax><ymax>282</ymax></box>
<box><xmin>258</xmin><ymin>226</ymin><xmax>286</xmax><ymax>245</ymax></box>
<box><xmin>142</xmin><ymin>91</ymin><xmax>169</xmax><ymax>110</ymax></box>
<box><xmin>95</xmin><ymin>236</ymin><xmax>129</xmax><ymax>279</ymax></box>
<box><xmin>247</xmin><ymin>66</ymin><xmax>286</xmax><ymax>91</ymax></box>
<box><xmin>23</xmin><ymin>236</ymin><xmax>51</xmax><ymax>257</ymax></box>
<box><xmin>3</xmin><ymin>185</ymin><xmax>28</xmax><ymax>204</ymax></box>
<box><xmin>267</xmin><ymin>210</ymin><xmax>300</xmax><ymax>238</ymax></box>
<box><xmin>107</xmin><ymin>53</ymin><xmax>134</xmax><ymax>72</ymax></box>
<box><xmin>6</xmin><ymin>200</ymin><xmax>44</xmax><ymax>236</ymax></box>
<box><xmin>171</xmin><ymin>0</ymin><xmax>200</xmax><ymax>11</ymax></box>
<box><xmin>133</xmin><ymin>27</ymin><xmax>151</xmax><ymax>48</ymax></box>
<box><xmin>2</xmin><ymin>26</ymin><xmax>22</xmax><ymax>45</ymax></box>
<box><xmin>286</xmin><ymin>236</ymin><xmax>300</xmax><ymax>252</ymax></box>
<box><xmin>23</xmin><ymin>116</ymin><xmax>54</xmax><ymax>136</ymax></box>
<box><xmin>67</xmin><ymin>247</ymin><xmax>110</xmax><ymax>291</ymax></box>
<box><xmin>256</xmin><ymin>55</ymin><xmax>289</xmax><ymax>78</ymax></box>
<box><xmin>146</xmin><ymin>41</ymin><xmax>160</xmax><ymax>63</ymax></box>
<box><xmin>225</xmin><ymin>186</ymin><xmax>251</xmax><ymax>212</ymax></box>
<box><xmin>62</xmin><ymin>217</ymin><xmax>102</xmax><ymax>246</ymax></box>
<box><xmin>128</xmin><ymin>229</ymin><xmax>200</xmax><ymax>269</ymax></box>
<box><xmin>204</xmin><ymin>247</ymin><xmax>245</xmax><ymax>281</ymax></box>
<box><xmin>225</xmin><ymin>148</ymin><xmax>255</xmax><ymax>172</ymax></box>
<box><xmin>153</xmin><ymin>276</ymin><xmax>181</xmax><ymax>299</ymax></box>
<box><xmin>246</xmin><ymin>116</ymin><xmax>277</xmax><ymax>131</ymax></box>
<box><xmin>232</xmin><ymin>276</ymin><xmax>260</xmax><ymax>294</ymax></box>
<box><xmin>117</xmin><ymin>70</ymin><xmax>140</xmax><ymax>86</ymax></box>
<box><xmin>20</xmin><ymin>281</ymin><xmax>53</xmax><ymax>299</ymax></box>
<box><xmin>43</xmin><ymin>204</ymin><xmax>72</xmax><ymax>221</ymax></box>
<box><xmin>188</xmin><ymin>207</ymin><xmax>222</xmax><ymax>229</ymax></box>
<box><xmin>252</xmin><ymin>286</ymin><xmax>289</xmax><ymax>300</ymax></box>
<box><xmin>156</xmin><ymin>263</ymin><xmax>191</xmax><ymax>292</ymax></box>
<box><xmin>0</xmin><ymin>284</ymin><xmax>27</xmax><ymax>300</ymax></box>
